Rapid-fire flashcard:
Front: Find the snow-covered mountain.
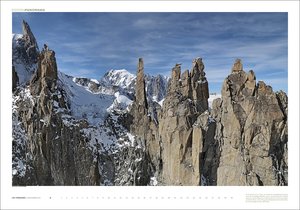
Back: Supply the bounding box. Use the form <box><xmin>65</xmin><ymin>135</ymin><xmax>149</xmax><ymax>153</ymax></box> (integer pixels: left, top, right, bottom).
<box><xmin>101</xmin><ymin>69</ymin><xmax>136</xmax><ymax>89</ymax></box>
<box><xmin>101</xmin><ymin>69</ymin><xmax>170</xmax><ymax>105</ymax></box>
<box><xmin>72</xmin><ymin>68</ymin><xmax>170</xmax><ymax>108</ymax></box>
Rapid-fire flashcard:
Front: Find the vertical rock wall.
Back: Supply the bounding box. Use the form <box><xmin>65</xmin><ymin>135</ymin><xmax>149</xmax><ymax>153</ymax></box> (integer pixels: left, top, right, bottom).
<box><xmin>212</xmin><ymin>59</ymin><xmax>288</xmax><ymax>185</ymax></box>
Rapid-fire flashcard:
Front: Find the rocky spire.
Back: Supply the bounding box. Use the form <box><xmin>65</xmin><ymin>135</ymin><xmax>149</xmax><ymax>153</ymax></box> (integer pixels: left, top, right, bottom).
<box><xmin>129</xmin><ymin>58</ymin><xmax>150</xmax><ymax>136</ymax></box>
<box><xmin>166</xmin><ymin>57</ymin><xmax>209</xmax><ymax>112</ymax></box>
<box><xmin>169</xmin><ymin>63</ymin><xmax>181</xmax><ymax>93</ymax></box>
<box><xmin>231</xmin><ymin>58</ymin><xmax>243</xmax><ymax>73</ymax></box>
<box><xmin>191</xmin><ymin>57</ymin><xmax>205</xmax><ymax>85</ymax></box>
<box><xmin>181</xmin><ymin>69</ymin><xmax>192</xmax><ymax>98</ymax></box>
<box><xmin>135</xmin><ymin>58</ymin><xmax>148</xmax><ymax>109</ymax></box>
<box><xmin>22</xmin><ymin>20</ymin><xmax>39</xmax><ymax>63</ymax></box>
<box><xmin>190</xmin><ymin>57</ymin><xmax>209</xmax><ymax>112</ymax></box>
<box><xmin>245</xmin><ymin>69</ymin><xmax>256</xmax><ymax>96</ymax></box>
<box><xmin>30</xmin><ymin>48</ymin><xmax>58</xmax><ymax>96</ymax></box>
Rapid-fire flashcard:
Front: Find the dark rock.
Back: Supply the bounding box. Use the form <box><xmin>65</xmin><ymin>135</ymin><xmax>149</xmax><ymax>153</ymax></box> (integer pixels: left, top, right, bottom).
<box><xmin>12</xmin><ymin>66</ymin><xmax>19</xmax><ymax>91</ymax></box>
<box><xmin>22</xmin><ymin>20</ymin><xmax>39</xmax><ymax>64</ymax></box>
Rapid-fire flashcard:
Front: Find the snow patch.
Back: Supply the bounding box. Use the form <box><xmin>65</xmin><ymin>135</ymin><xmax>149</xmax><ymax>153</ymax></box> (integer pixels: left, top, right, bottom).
<box><xmin>81</xmin><ymin>126</ymin><xmax>117</xmax><ymax>153</ymax></box>
<box><xmin>91</xmin><ymin>79</ymin><xmax>99</xmax><ymax>84</ymax></box>
<box><xmin>12</xmin><ymin>33</ymin><xmax>23</xmax><ymax>48</ymax></box>
<box><xmin>107</xmin><ymin>92</ymin><xmax>133</xmax><ymax>112</ymax></box>
<box><xmin>158</xmin><ymin>98</ymin><xmax>165</xmax><ymax>107</ymax></box>
<box><xmin>127</xmin><ymin>132</ymin><xmax>135</xmax><ymax>146</ymax></box>
<box><xmin>150</xmin><ymin>176</ymin><xmax>158</xmax><ymax>186</ymax></box>
<box><xmin>114</xmin><ymin>92</ymin><xmax>132</xmax><ymax>105</ymax></box>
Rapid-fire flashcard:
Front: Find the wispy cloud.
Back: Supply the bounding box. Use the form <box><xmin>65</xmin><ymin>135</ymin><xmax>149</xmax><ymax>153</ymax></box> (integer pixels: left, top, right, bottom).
<box><xmin>133</xmin><ymin>18</ymin><xmax>158</xmax><ymax>29</ymax></box>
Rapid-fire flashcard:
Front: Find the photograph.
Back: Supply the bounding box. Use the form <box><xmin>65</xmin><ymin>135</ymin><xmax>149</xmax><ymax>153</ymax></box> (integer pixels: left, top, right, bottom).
<box><xmin>12</xmin><ymin>12</ymin><xmax>288</xmax><ymax>186</ymax></box>
<box><xmin>1</xmin><ymin>1</ymin><xmax>299</xmax><ymax>209</ymax></box>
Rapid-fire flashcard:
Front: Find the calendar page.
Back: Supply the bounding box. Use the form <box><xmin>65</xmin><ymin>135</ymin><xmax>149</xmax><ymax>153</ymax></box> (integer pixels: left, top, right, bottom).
<box><xmin>1</xmin><ymin>0</ymin><xmax>299</xmax><ymax>209</ymax></box>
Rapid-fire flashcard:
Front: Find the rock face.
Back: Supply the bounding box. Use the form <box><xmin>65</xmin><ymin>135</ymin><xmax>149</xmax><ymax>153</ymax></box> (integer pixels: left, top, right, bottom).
<box><xmin>22</xmin><ymin>20</ymin><xmax>39</xmax><ymax>64</ymax></box>
<box><xmin>30</xmin><ymin>49</ymin><xmax>58</xmax><ymax>96</ymax></box>
<box><xmin>191</xmin><ymin>58</ymin><xmax>209</xmax><ymax>112</ymax></box>
<box><xmin>231</xmin><ymin>58</ymin><xmax>243</xmax><ymax>73</ymax></box>
<box><xmin>211</xmin><ymin>60</ymin><xmax>288</xmax><ymax>185</ymax></box>
<box><xmin>135</xmin><ymin>58</ymin><xmax>148</xmax><ymax>108</ymax></box>
<box><xmin>158</xmin><ymin>58</ymin><xmax>210</xmax><ymax>185</ymax></box>
<box><xmin>130</xmin><ymin>58</ymin><xmax>149</xmax><ymax>134</ymax></box>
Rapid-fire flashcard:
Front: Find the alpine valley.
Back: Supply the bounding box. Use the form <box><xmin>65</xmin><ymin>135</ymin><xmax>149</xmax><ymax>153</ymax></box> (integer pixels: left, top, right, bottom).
<box><xmin>12</xmin><ymin>20</ymin><xmax>288</xmax><ymax>186</ymax></box>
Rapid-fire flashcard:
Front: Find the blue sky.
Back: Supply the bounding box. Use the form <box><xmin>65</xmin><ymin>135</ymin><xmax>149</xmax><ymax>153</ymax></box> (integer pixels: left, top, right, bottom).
<box><xmin>12</xmin><ymin>12</ymin><xmax>287</xmax><ymax>93</ymax></box>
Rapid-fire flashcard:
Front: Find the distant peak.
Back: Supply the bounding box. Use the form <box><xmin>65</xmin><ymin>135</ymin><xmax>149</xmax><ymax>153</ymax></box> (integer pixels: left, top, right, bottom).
<box><xmin>106</xmin><ymin>69</ymin><xmax>135</xmax><ymax>78</ymax></box>
<box><xmin>102</xmin><ymin>69</ymin><xmax>136</xmax><ymax>89</ymax></box>
<box><xmin>109</xmin><ymin>69</ymin><xmax>131</xmax><ymax>74</ymax></box>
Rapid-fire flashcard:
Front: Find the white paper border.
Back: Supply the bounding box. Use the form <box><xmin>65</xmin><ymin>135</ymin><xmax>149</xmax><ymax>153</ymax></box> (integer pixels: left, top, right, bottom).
<box><xmin>1</xmin><ymin>1</ymin><xmax>299</xmax><ymax>209</ymax></box>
